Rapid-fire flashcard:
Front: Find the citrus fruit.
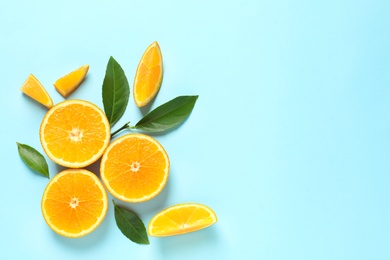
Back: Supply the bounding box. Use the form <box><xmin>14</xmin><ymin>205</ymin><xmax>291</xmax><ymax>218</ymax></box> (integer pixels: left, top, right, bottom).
<box><xmin>100</xmin><ymin>133</ymin><xmax>169</xmax><ymax>203</ymax></box>
<box><xmin>20</xmin><ymin>74</ymin><xmax>53</xmax><ymax>109</ymax></box>
<box><xmin>41</xmin><ymin>169</ymin><xmax>108</xmax><ymax>238</ymax></box>
<box><xmin>40</xmin><ymin>99</ymin><xmax>110</xmax><ymax>168</ymax></box>
<box><xmin>148</xmin><ymin>203</ymin><xmax>218</xmax><ymax>237</ymax></box>
<box><xmin>133</xmin><ymin>41</ymin><xmax>163</xmax><ymax>107</ymax></box>
<box><xmin>54</xmin><ymin>65</ymin><xmax>89</xmax><ymax>97</ymax></box>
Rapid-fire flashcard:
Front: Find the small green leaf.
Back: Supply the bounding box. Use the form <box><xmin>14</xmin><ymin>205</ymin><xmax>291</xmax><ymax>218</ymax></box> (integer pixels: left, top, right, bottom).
<box><xmin>113</xmin><ymin>200</ymin><xmax>149</xmax><ymax>245</ymax></box>
<box><xmin>16</xmin><ymin>142</ymin><xmax>49</xmax><ymax>178</ymax></box>
<box><xmin>102</xmin><ymin>56</ymin><xmax>130</xmax><ymax>126</ymax></box>
<box><xmin>134</xmin><ymin>95</ymin><xmax>198</xmax><ymax>133</ymax></box>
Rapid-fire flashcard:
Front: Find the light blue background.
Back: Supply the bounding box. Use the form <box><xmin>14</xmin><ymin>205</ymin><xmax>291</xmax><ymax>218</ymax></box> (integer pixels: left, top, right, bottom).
<box><xmin>1</xmin><ymin>0</ymin><xmax>390</xmax><ymax>259</ymax></box>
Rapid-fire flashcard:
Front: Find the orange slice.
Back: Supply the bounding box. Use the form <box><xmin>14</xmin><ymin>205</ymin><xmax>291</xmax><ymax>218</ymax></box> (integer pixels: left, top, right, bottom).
<box><xmin>40</xmin><ymin>99</ymin><xmax>110</xmax><ymax>168</ymax></box>
<box><xmin>54</xmin><ymin>65</ymin><xmax>89</xmax><ymax>97</ymax></box>
<box><xmin>20</xmin><ymin>74</ymin><xmax>53</xmax><ymax>109</ymax></box>
<box><xmin>133</xmin><ymin>41</ymin><xmax>163</xmax><ymax>107</ymax></box>
<box><xmin>41</xmin><ymin>169</ymin><xmax>108</xmax><ymax>238</ymax></box>
<box><xmin>100</xmin><ymin>133</ymin><xmax>169</xmax><ymax>203</ymax></box>
<box><xmin>148</xmin><ymin>203</ymin><xmax>218</xmax><ymax>237</ymax></box>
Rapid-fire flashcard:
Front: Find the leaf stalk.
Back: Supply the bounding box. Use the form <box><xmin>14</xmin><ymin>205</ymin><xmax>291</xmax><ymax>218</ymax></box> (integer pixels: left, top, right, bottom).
<box><xmin>111</xmin><ymin>121</ymin><xmax>131</xmax><ymax>138</ymax></box>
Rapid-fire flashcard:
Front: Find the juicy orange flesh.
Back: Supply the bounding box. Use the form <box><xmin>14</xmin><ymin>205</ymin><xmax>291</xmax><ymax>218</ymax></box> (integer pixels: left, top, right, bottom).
<box><xmin>134</xmin><ymin>43</ymin><xmax>162</xmax><ymax>105</ymax></box>
<box><xmin>43</xmin><ymin>172</ymin><xmax>105</xmax><ymax>234</ymax></box>
<box><xmin>54</xmin><ymin>65</ymin><xmax>89</xmax><ymax>97</ymax></box>
<box><xmin>21</xmin><ymin>74</ymin><xmax>53</xmax><ymax>108</ymax></box>
<box><xmin>42</xmin><ymin>103</ymin><xmax>108</xmax><ymax>165</ymax></box>
<box><xmin>103</xmin><ymin>137</ymin><xmax>167</xmax><ymax>200</ymax></box>
<box><xmin>150</xmin><ymin>205</ymin><xmax>217</xmax><ymax>236</ymax></box>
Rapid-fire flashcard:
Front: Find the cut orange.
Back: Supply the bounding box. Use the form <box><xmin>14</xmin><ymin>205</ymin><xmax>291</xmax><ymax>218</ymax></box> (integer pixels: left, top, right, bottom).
<box><xmin>133</xmin><ymin>41</ymin><xmax>163</xmax><ymax>107</ymax></box>
<box><xmin>40</xmin><ymin>99</ymin><xmax>110</xmax><ymax>168</ymax></box>
<box><xmin>20</xmin><ymin>74</ymin><xmax>53</xmax><ymax>109</ymax></box>
<box><xmin>100</xmin><ymin>133</ymin><xmax>169</xmax><ymax>203</ymax></box>
<box><xmin>148</xmin><ymin>203</ymin><xmax>218</xmax><ymax>237</ymax></box>
<box><xmin>41</xmin><ymin>169</ymin><xmax>108</xmax><ymax>238</ymax></box>
<box><xmin>54</xmin><ymin>65</ymin><xmax>89</xmax><ymax>97</ymax></box>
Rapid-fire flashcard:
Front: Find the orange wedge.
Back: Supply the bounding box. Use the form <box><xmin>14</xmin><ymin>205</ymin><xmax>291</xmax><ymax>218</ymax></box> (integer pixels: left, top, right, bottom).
<box><xmin>100</xmin><ymin>133</ymin><xmax>169</xmax><ymax>203</ymax></box>
<box><xmin>40</xmin><ymin>99</ymin><xmax>110</xmax><ymax>168</ymax></box>
<box><xmin>20</xmin><ymin>74</ymin><xmax>53</xmax><ymax>109</ymax></box>
<box><xmin>41</xmin><ymin>169</ymin><xmax>108</xmax><ymax>238</ymax></box>
<box><xmin>133</xmin><ymin>41</ymin><xmax>163</xmax><ymax>107</ymax></box>
<box><xmin>148</xmin><ymin>203</ymin><xmax>218</xmax><ymax>237</ymax></box>
<box><xmin>54</xmin><ymin>65</ymin><xmax>89</xmax><ymax>97</ymax></box>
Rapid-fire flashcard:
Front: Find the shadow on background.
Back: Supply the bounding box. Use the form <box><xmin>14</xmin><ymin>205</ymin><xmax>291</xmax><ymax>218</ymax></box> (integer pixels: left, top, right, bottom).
<box><xmin>156</xmin><ymin>226</ymin><xmax>220</xmax><ymax>257</ymax></box>
<box><xmin>139</xmin><ymin>95</ymin><xmax>157</xmax><ymax>117</ymax></box>
<box><xmin>85</xmin><ymin>157</ymin><xmax>102</xmax><ymax>177</ymax></box>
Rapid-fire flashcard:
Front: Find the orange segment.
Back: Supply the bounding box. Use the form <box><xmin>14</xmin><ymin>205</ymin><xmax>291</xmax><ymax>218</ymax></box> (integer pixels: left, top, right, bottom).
<box><xmin>133</xmin><ymin>41</ymin><xmax>163</xmax><ymax>107</ymax></box>
<box><xmin>148</xmin><ymin>203</ymin><xmax>218</xmax><ymax>237</ymax></box>
<box><xmin>100</xmin><ymin>133</ymin><xmax>169</xmax><ymax>203</ymax></box>
<box><xmin>20</xmin><ymin>74</ymin><xmax>53</xmax><ymax>109</ymax></box>
<box><xmin>54</xmin><ymin>65</ymin><xmax>89</xmax><ymax>97</ymax></box>
<box><xmin>41</xmin><ymin>169</ymin><xmax>108</xmax><ymax>238</ymax></box>
<box><xmin>40</xmin><ymin>99</ymin><xmax>110</xmax><ymax>168</ymax></box>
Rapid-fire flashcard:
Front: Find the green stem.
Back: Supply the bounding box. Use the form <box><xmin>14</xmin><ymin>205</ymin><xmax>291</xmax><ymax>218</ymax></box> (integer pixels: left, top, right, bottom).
<box><xmin>111</xmin><ymin>121</ymin><xmax>130</xmax><ymax>138</ymax></box>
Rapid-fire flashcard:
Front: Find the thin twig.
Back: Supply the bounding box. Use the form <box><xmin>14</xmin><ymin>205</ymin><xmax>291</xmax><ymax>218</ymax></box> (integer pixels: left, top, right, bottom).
<box><xmin>111</xmin><ymin>121</ymin><xmax>130</xmax><ymax>138</ymax></box>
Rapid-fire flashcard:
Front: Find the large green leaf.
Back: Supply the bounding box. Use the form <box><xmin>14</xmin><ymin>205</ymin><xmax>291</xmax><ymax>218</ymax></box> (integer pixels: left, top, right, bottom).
<box><xmin>102</xmin><ymin>56</ymin><xmax>130</xmax><ymax>126</ymax></box>
<box><xmin>134</xmin><ymin>95</ymin><xmax>198</xmax><ymax>132</ymax></box>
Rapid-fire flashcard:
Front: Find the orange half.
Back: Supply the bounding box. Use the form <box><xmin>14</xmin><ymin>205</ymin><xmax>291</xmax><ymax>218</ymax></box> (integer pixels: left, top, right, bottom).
<box><xmin>40</xmin><ymin>99</ymin><xmax>110</xmax><ymax>168</ymax></box>
<box><xmin>20</xmin><ymin>74</ymin><xmax>53</xmax><ymax>109</ymax></box>
<box><xmin>54</xmin><ymin>65</ymin><xmax>89</xmax><ymax>97</ymax></box>
<box><xmin>133</xmin><ymin>41</ymin><xmax>163</xmax><ymax>107</ymax></box>
<box><xmin>100</xmin><ymin>133</ymin><xmax>169</xmax><ymax>203</ymax></box>
<box><xmin>148</xmin><ymin>203</ymin><xmax>218</xmax><ymax>237</ymax></box>
<box><xmin>41</xmin><ymin>169</ymin><xmax>108</xmax><ymax>238</ymax></box>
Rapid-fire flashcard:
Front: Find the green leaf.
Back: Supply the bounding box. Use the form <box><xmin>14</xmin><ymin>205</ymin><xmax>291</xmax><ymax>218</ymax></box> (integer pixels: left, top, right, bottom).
<box><xmin>134</xmin><ymin>95</ymin><xmax>198</xmax><ymax>133</ymax></box>
<box><xmin>16</xmin><ymin>142</ymin><xmax>49</xmax><ymax>178</ymax></box>
<box><xmin>113</xmin><ymin>200</ymin><xmax>149</xmax><ymax>245</ymax></box>
<box><xmin>102</xmin><ymin>56</ymin><xmax>130</xmax><ymax>126</ymax></box>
